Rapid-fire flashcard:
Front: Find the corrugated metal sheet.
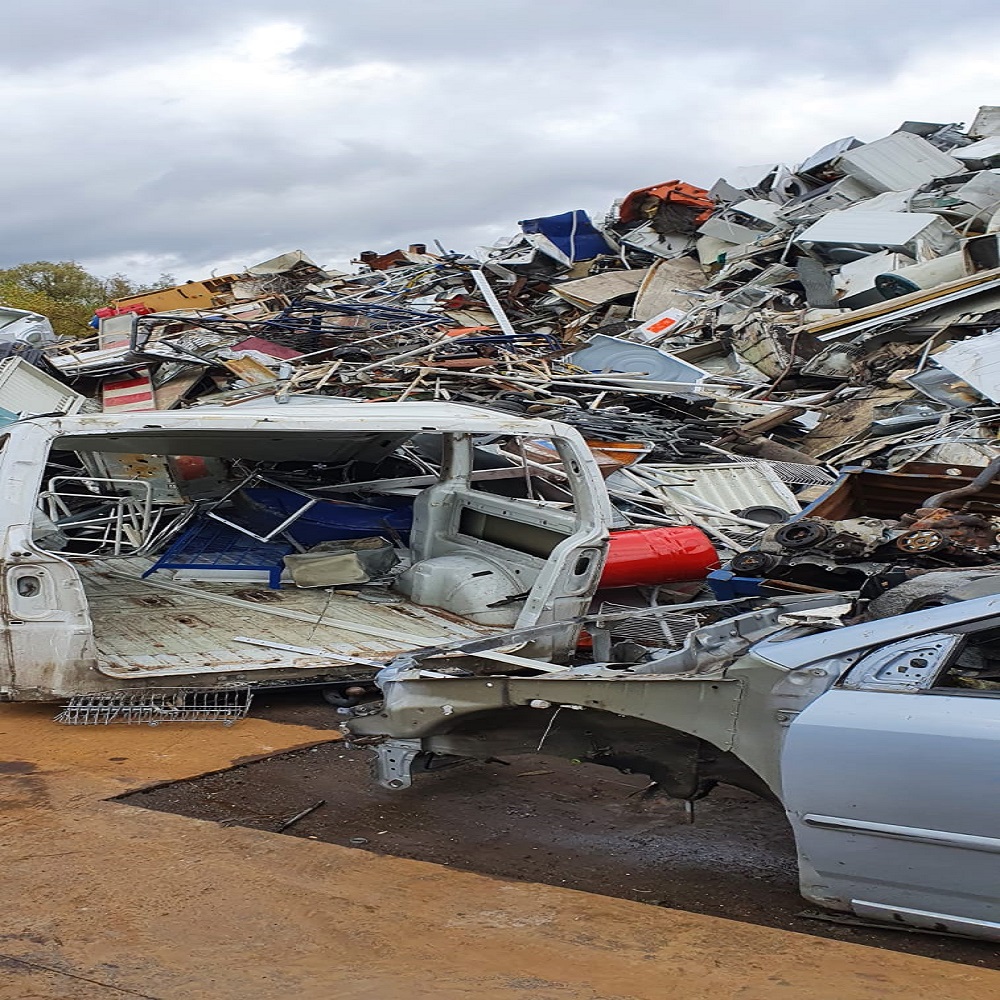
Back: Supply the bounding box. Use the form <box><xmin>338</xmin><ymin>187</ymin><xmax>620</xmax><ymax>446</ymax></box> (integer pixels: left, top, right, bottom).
<box><xmin>720</xmin><ymin>454</ymin><xmax>836</xmax><ymax>486</ymax></box>
<box><xmin>641</xmin><ymin>462</ymin><xmax>800</xmax><ymax>516</ymax></box>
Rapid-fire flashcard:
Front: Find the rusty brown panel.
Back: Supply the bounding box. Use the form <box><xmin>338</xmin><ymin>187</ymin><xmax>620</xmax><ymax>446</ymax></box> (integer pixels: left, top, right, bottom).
<box><xmin>807</xmin><ymin>466</ymin><xmax>1000</xmax><ymax>521</ymax></box>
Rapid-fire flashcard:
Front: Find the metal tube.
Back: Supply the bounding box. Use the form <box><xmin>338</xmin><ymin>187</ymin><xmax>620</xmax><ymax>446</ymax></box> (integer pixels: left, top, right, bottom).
<box><xmin>924</xmin><ymin>455</ymin><xmax>1000</xmax><ymax>508</ymax></box>
<box><xmin>471</xmin><ymin>270</ymin><xmax>517</xmax><ymax>336</ymax></box>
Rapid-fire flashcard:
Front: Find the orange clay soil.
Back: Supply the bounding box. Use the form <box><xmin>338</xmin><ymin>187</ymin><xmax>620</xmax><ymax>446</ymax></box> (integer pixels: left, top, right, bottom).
<box><xmin>0</xmin><ymin>702</ymin><xmax>996</xmax><ymax>1000</ymax></box>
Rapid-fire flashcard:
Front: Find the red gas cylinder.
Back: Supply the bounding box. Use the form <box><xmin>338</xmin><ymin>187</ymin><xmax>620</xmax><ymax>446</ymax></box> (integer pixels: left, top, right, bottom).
<box><xmin>599</xmin><ymin>526</ymin><xmax>718</xmax><ymax>589</ymax></box>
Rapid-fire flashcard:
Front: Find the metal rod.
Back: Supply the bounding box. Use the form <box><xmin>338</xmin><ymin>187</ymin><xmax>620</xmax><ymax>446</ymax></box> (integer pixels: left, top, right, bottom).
<box><xmin>276</xmin><ymin>799</ymin><xmax>326</xmax><ymax>832</ymax></box>
<box><xmin>471</xmin><ymin>270</ymin><xmax>517</xmax><ymax>336</ymax></box>
<box><xmin>925</xmin><ymin>455</ymin><xmax>1000</xmax><ymax>508</ymax></box>
<box><xmin>350</xmin><ymin>335</ymin><xmax>457</xmax><ymax>376</ymax></box>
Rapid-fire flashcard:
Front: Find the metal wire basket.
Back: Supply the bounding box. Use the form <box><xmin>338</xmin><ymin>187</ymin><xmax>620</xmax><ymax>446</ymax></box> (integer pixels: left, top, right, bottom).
<box><xmin>55</xmin><ymin>687</ymin><xmax>253</xmax><ymax>726</ymax></box>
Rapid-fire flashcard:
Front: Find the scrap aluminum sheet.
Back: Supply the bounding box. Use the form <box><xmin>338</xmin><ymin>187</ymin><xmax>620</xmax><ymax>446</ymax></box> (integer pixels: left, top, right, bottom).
<box><xmin>934</xmin><ymin>329</ymin><xmax>1000</xmax><ymax>404</ymax></box>
<box><xmin>639</xmin><ymin>462</ymin><xmax>801</xmax><ymax>517</ymax></box>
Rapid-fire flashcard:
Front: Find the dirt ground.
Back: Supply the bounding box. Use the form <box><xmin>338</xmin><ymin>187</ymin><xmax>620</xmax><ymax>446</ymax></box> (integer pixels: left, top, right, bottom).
<box><xmin>125</xmin><ymin>691</ymin><xmax>1000</xmax><ymax>971</ymax></box>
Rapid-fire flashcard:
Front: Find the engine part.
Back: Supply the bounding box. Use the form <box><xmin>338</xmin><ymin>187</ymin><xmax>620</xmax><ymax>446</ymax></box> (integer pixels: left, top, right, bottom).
<box><xmin>896</xmin><ymin>508</ymin><xmax>1000</xmax><ymax>561</ymax></box>
<box><xmin>896</xmin><ymin>529</ymin><xmax>948</xmax><ymax>554</ymax></box>
<box><xmin>774</xmin><ymin>520</ymin><xmax>832</xmax><ymax>550</ymax></box>
<box><xmin>765</xmin><ymin>517</ymin><xmax>893</xmax><ymax>560</ymax></box>
<box><xmin>734</xmin><ymin>505</ymin><xmax>792</xmax><ymax>525</ymax></box>
<box><xmin>730</xmin><ymin>550</ymin><xmax>784</xmax><ymax>576</ymax></box>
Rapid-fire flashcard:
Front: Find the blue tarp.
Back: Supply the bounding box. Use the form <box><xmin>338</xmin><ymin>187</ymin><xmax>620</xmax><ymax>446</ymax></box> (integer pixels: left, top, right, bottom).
<box><xmin>519</xmin><ymin>210</ymin><xmax>613</xmax><ymax>262</ymax></box>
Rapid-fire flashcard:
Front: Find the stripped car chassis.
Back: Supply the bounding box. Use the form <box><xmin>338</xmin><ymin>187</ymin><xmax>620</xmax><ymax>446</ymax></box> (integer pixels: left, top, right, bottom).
<box><xmin>350</xmin><ymin>592</ymin><xmax>1000</xmax><ymax>941</ymax></box>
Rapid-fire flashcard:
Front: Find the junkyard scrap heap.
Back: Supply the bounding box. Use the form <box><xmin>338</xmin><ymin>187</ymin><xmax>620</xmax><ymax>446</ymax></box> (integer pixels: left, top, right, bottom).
<box><xmin>0</xmin><ymin>103</ymin><xmax>998</xmax><ymax>699</ymax></box>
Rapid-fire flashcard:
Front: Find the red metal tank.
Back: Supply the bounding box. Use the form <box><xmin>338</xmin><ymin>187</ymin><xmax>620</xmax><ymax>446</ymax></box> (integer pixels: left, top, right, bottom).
<box><xmin>599</xmin><ymin>526</ymin><xmax>718</xmax><ymax>588</ymax></box>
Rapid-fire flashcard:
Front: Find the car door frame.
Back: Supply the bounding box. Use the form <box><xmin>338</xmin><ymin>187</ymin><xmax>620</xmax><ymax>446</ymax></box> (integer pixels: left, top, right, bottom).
<box><xmin>777</xmin><ymin>607</ymin><xmax>1000</xmax><ymax>940</ymax></box>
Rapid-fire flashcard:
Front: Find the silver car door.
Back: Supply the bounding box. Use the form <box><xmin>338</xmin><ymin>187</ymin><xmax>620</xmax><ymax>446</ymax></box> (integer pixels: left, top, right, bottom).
<box><xmin>781</xmin><ymin>629</ymin><xmax>1000</xmax><ymax>940</ymax></box>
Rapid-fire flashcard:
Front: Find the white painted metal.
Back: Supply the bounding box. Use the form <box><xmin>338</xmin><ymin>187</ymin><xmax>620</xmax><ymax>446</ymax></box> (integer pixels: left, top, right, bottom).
<box><xmin>953</xmin><ymin>136</ymin><xmax>1000</xmax><ymax>167</ymax></box>
<box><xmin>471</xmin><ymin>269</ymin><xmax>517</xmax><ymax>336</ymax></box>
<box><xmin>696</xmin><ymin>217</ymin><xmax>765</xmax><ymax>244</ymax></box>
<box><xmin>796</xmin><ymin>212</ymin><xmax>960</xmax><ymax>258</ymax></box>
<box><xmin>777</xmin><ymin>176</ymin><xmax>875</xmax><ymax>220</ymax></box>
<box><xmin>0</xmin><ymin>357</ymin><xmax>85</xmax><ymax>416</ymax></box>
<box><xmin>622</xmin><ymin>221</ymin><xmax>692</xmax><ymax>258</ymax></box>
<box><xmin>835</xmin><ymin>131</ymin><xmax>963</xmax><ymax>192</ymax></box>
<box><xmin>934</xmin><ymin>329</ymin><xmax>1000</xmax><ymax>404</ymax></box>
<box><xmin>0</xmin><ymin>403</ymin><xmax>613</xmax><ymax>699</ymax></box>
<box><xmin>971</xmin><ymin>105</ymin><xmax>1000</xmax><ymax>137</ymax></box>
<box><xmin>0</xmin><ymin>306</ymin><xmax>56</xmax><ymax>347</ymax></box>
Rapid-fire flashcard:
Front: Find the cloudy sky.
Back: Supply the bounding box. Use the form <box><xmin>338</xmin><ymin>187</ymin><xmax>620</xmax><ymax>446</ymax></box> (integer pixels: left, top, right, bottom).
<box><xmin>3</xmin><ymin>0</ymin><xmax>1000</xmax><ymax>282</ymax></box>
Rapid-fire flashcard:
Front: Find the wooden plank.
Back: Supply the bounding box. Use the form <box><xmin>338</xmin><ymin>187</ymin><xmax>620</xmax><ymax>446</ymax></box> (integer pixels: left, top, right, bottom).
<box><xmin>153</xmin><ymin>369</ymin><xmax>204</xmax><ymax>409</ymax></box>
<box><xmin>222</xmin><ymin>356</ymin><xmax>280</xmax><ymax>385</ymax></box>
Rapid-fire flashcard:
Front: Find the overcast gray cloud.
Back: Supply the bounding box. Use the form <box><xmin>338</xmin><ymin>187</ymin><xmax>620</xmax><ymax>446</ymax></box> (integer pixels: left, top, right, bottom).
<box><xmin>2</xmin><ymin>1</ymin><xmax>1000</xmax><ymax>281</ymax></box>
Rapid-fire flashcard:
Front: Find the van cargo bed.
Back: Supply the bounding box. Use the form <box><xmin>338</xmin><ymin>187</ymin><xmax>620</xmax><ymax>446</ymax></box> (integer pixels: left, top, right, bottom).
<box><xmin>81</xmin><ymin>560</ymin><xmax>503</xmax><ymax>680</ymax></box>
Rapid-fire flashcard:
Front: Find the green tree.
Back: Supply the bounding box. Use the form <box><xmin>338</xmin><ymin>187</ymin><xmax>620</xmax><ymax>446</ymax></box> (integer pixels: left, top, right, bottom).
<box><xmin>0</xmin><ymin>261</ymin><xmax>175</xmax><ymax>337</ymax></box>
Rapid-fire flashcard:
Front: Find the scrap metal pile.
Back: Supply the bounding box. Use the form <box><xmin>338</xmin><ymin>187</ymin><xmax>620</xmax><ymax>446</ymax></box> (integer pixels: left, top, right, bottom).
<box><xmin>5</xmin><ymin>103</ymin><xmax>1000</xmax><ymax>603</ymax></box>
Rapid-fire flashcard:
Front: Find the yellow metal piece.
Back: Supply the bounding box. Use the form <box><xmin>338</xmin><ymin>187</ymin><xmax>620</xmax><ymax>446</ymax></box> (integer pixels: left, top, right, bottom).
<box><xmin>112</xmin><ymin>275</ymin><xmax>240</xmax><ymax>313</ymax></box>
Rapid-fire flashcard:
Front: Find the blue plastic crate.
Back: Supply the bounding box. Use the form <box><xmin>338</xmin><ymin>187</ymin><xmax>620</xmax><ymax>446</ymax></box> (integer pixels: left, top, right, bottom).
<box><xmin>142</xmin><ymin>518</ymin><xmax>293</xmax><ymax>589</ymax></box>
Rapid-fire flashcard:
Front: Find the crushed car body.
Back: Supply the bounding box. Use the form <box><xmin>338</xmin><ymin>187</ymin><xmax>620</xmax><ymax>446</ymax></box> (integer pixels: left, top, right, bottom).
<box><xmin>349</xmin><ymin>587</ymin><xmax>1000</xmax><ymax>941</ymax></box>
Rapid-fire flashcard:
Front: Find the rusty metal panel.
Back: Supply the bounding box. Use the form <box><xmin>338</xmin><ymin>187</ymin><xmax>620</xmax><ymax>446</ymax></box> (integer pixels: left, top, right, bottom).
<box><xmin>804</xmin><ymin>466</ymin><xmax>1000</xmax><ymax>521</ymax></box>
<box><xmin>81</xmin><ymin>561</ymin><xmax>506</xmax><ymax>679</ymax></box>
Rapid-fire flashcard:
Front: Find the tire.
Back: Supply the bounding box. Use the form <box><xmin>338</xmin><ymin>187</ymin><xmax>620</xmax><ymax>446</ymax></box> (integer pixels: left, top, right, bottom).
<box><xmin>865</xmin><ymin>570</ymin><xmax>1000</xmax><ymax>620</ymax></box>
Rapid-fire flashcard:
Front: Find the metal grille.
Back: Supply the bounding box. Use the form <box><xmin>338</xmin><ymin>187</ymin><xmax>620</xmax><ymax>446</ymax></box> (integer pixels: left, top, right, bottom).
<box><xmin>717</xmin><ymin>454</ymin><xmax>837</xmax><ymax>486</ymax></box>
<box><xmin>55</xmin><ymin>687</ymin><xmax>253</xmax><ymax>726</ymax></box>
<box><xmin>598</xmin><ymin>603</ymin><xmax>707</xmax><ymax>648</ymax></box>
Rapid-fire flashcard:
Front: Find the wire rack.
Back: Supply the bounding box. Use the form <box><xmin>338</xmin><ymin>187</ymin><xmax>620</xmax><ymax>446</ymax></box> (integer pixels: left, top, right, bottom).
<box><xmin>55</xmin><ymin>687</ymin><xmax>253</xmax><ymax>726</ymax></box>
<box><xmin>716</xmin><ymin>453</ymin><xmax>837</xmax><ymax>486</ymax></box>
<box><xmin>598</xmin><ymin>603</ymin><xmax>708</xmax><ymax>648</ymax></box>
